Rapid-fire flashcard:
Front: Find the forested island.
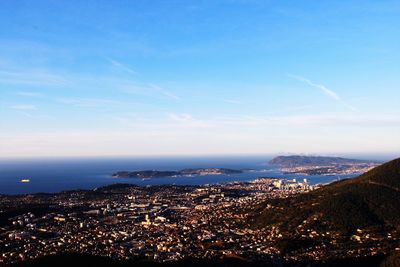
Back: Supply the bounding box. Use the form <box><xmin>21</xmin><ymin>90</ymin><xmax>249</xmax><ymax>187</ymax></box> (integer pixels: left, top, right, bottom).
<box><xmin>113</xmin><ymin>168</ymin><xmax>243</xmax><ymax>178</ymax></box>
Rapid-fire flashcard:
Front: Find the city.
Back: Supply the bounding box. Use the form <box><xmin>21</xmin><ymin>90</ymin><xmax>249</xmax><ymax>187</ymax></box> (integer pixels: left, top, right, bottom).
<box><xmin>0</xmin><ymin>178</ymin><xmax>312</xmax><ymax>265</ymax></box>
<box><xmin>1</xmin><ymin>177</ymin><xmax>397</xmax><ymax>266</ymax></box>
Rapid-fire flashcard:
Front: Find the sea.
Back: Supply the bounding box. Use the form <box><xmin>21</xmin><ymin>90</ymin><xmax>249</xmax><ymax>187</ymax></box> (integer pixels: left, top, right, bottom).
<box><xmin>0</xmin><ymin>155</ymin><xmax>373</xmax><ymax>195</ymax></box>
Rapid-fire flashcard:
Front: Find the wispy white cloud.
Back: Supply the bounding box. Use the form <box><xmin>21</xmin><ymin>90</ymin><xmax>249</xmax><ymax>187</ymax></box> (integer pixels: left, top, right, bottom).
<box><xmin>242</xmin><ymin>113</ymin><xmax>400</xmax><ymax>127</ymax></box>
<box><xmin>16</xmin><ymin>91</ymin><xmax>44</xmax><ymax>97</ymax></box>
<box><xmin>10</xmin><ymin>104</ymin><xmax>37</xmax><ymax>110</ymax></box>
<box><xmin>168</xmin><ymin>113</ymin><xmax>210</xmax><ymax>128</ymax></box>
<box><xmin>122</xmin><ymin>83</ymin><xmax>181</xmax><ymax>101</ymax></box>
<box><xmin>105</xmin><ymin>57</ymin><xmax>137</xmax><ymax>75</ymax></box>
<box><xmin>0</xmin><ymin>69</ymin><xmax>67</xmax><ymax>86</ymax></box>
<box><xmin>288</xmin><ymin>74</ymin><xmax>357</xmax><ymax>111</ymax></box>
<box><xmin>56</xmin><ymin>98</ymin><xmax>119</xmax><ymax>108</ymax></box>
<box><xmin>112</xmin><ymin>114</ymin><xmax>141</xmax><ymax>125</ymax></box>
<box><xmin>149</xmin><ymin>84</ymin><xmax>181</xmax><ymax>101</ymax></box>
<box><xmin>114</xmin><ymin>112</ymin><xmax>400</xmax><ymax>131</ymax></box>
<box><xmin>288</xmin><ymin>74</ymin><xmax>339</xmax><ymax>100</ymax></box>
<box><xmin>224</xmin><ymin>99</ymin><xmax>242</xmax><ymax>104</ymax></box>
<box><xmin>167</xmin><ymin>113</ymin><xmax>400</xmax><ymax>128</ymax></box>
<box><xmin>3</xmin><ymin>112</ymin><xmax>399</xmax><ymax>157</ymax></box>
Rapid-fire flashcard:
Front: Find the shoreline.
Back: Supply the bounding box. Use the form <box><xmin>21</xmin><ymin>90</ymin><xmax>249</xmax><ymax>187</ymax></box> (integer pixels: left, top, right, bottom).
<box><xmin>0</xmin><ymin>176</ymin><xmax>329</xmax><ymax>197</ymax></box>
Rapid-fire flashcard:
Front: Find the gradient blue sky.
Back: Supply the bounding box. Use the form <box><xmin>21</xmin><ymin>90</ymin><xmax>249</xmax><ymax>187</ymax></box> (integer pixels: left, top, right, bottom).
<box><xmin>1</xmin><ymin>0</ymin><xmax>399</xmax><ymax>157</ymax></box>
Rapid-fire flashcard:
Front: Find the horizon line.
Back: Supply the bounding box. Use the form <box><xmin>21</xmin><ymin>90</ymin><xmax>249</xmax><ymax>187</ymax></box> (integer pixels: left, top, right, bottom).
<box><xmin>0</xmin><ymin>152</ymin><xmax>398</xmax><ymax>161</ymax></box>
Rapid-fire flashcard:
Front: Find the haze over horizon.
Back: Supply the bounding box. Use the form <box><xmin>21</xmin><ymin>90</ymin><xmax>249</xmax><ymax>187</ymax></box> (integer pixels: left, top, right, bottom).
<box><xmin>1</xmin><ymin>1</ymin><xmax>400</xmax><ymax>157</ymax></box>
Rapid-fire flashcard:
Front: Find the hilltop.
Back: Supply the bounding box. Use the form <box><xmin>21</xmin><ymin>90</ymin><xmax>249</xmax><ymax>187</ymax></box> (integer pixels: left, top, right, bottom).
<box><xmin>254</xmin><ymin>158</ymin><xmax>400</xmax><ymax>233</ymax></box>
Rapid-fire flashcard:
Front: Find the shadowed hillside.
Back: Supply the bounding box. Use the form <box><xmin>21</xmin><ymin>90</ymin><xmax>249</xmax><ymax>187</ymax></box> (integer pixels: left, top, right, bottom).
<box><xmin>253</xmin><ymin>158</ymin><xmax>400</xmax><ymax>233</ymax></box>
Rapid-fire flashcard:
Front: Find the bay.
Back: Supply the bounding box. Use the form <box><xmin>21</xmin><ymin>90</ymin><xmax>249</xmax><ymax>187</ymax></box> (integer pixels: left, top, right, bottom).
<box><xmin>0</xmin><ymin>156</ymin><xmax>357</xmax><ymax>195</ymax></box>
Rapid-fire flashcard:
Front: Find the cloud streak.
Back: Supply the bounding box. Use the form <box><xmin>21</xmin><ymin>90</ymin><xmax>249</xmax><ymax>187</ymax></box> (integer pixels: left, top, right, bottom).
<box><xmin>288</xmin><ymin>74</ymin><xmax>357</xmax><ymax>111</ymax></box>
<box><xmin>122</xmin><ymin>83</ymin><xmax>181</xmax><ymax>101</ymax></box>
<box><xmin>105</xmin><ymin>57</ymin><xmax>137</xmax><ymax>75</ymax></box>
<box><xmin>224</xmin><ymin>99</ymin><xmax>242</xmax><ymax>104</ymax></box>
<box><xmin>56</xmin><ymin>98</ymin><xmax>120</xmax><ymax>108</ymax></box>
<box><xmin>288</xmin><ymin>74</ymin><xmax>339</xmax><ymax>100</ymax></box>
<box><xmin>3</xmin><ymin>112</ymin><xmax>399</xmax><ymax>157</ymax></box>
<box><xmin>149</xmin><ymin>84</ymin><xmax>181</xmax><ymax>101</ymax></box>
<box><xmin>168</xmin><ymin>113</ymin><xmax>209</xmax><ymax>128</ymax></box>
<box><xmin>16</xmin><ymin>91</ymin><xmax>44</xmax><ymax>97</ymax></box>
<box><xmin>10</xmin><ymin>104</ymin><xmax>37</xmax><ymax>110</ymax></box>
<box><xmin>104</xmin><ymin>58</ymin><xmax>180</xmax><ymax>101</ymax></box>
<box><xmin>0</xmin><ymin>69</ymin><xmax>67</xmax><ymax>86</ymax></box>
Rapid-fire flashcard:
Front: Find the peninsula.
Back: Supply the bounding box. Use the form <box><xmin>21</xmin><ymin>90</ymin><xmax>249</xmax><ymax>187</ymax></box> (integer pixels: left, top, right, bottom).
<box><xmin>269</xmin><ymin>155</ymin><xmax>380</xmax><ymax>176</ymax></box>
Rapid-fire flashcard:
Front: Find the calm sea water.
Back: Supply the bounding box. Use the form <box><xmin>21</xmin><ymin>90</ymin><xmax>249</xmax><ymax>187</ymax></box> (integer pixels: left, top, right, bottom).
<box><xmin>0</xmin><ymin>156</ymin><xmax>360</xmax><ymax>195</ymax></box>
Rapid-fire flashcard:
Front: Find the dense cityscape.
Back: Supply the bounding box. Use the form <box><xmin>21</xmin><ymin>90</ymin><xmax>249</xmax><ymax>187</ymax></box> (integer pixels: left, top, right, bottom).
<box><xmin>0</xmin><ymin>178</ymin><xmax>308</xmax><ymax>265</ymax></box>
<box><xmin>1</xmin><ymin>175</ymin><xmax>398</xmax><ymax>266</ymax></box>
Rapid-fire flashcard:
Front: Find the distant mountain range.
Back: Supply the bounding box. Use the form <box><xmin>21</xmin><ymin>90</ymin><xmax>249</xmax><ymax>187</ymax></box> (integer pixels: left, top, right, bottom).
<box><xmin>269</xmin><ymin>155</ymin><xmax>378</xmax><ymax>167</ymax></box>
<box><xmin>254</xmin><ymin>157</ymin><xmax>400</xmax><ymax>233</ymax></box>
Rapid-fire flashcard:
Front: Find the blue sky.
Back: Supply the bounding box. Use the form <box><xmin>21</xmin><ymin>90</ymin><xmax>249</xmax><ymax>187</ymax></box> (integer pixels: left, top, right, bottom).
<box><xmin>0</xmin><ymin>0</ymin><xmax>399</xmax><ymax>157</ymax></box>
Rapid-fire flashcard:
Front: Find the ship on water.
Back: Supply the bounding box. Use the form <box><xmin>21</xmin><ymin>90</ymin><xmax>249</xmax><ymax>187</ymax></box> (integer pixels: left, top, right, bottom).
<box><xmin>20</xmin><ymin>179</ymin><xmax>30</xmax><ymax>183</ymax></box>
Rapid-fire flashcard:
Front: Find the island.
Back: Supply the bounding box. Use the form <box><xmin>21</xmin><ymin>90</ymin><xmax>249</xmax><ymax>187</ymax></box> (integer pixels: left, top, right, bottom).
<box><xmin>269</xmin><ymin>155</ymin><xmax>381</xmax><ymax>176</ymax></box>
<box><xmin>113</xmin><ymin>168</ymin><xmax>243</xmax><ymax>178</ymax></box>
